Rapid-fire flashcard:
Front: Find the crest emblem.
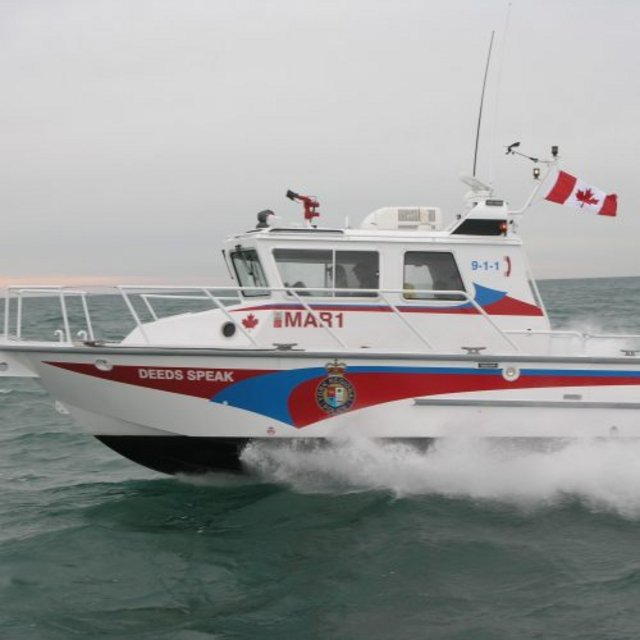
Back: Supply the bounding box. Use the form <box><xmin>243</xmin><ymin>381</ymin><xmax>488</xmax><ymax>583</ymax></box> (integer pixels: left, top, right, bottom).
<box><xmin>315</xmin><ymin>360</ymin><xmax>356</xmax><ymax>414</ymax></box>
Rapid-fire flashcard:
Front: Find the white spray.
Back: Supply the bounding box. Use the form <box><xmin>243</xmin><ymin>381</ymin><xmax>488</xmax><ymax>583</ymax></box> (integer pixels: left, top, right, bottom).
<box><xmin>241</xmin><ymin>435</ymin><xmax>640</xmax><ymax>518</ymax></box>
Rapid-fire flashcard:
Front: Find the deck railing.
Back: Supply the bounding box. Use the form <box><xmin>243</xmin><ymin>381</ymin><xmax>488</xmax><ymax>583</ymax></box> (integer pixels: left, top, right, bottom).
<box><xmin>2</xmin><ymin>283</ymin><xmax>640</xmax><ymax>356</ymax></box>
<box><xmin>2</xmin><ymin>286</ymin><xmax>96</xmax><ymax>344</ymax></box>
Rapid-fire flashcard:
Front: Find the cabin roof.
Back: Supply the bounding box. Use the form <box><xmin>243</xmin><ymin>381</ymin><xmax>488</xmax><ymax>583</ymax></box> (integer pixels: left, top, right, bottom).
<box><xmin>228</xmin><ymin>226</ymin><xmax>522</xmax><ymax>247</ymax></box>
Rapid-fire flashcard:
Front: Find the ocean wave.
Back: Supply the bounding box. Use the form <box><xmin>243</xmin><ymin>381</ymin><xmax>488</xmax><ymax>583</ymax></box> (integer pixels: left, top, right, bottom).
<box><xmin>241</xmin><ymin>436</ymin><xmax>640</xmax><ymax>517</ymax></box>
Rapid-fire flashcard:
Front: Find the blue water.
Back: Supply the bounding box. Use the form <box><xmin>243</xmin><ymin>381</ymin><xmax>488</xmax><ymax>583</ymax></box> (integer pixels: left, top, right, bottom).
<box><xmin>2</xmin><ymin>278</ymin><xmax>640</xmax><ymax>639</ymax></box>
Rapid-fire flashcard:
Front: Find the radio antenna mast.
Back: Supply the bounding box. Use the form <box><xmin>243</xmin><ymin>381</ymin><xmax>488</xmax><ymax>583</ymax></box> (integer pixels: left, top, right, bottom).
<box><xmin>472</xmin><ymin>30</ymin><xmax>495</xmax><ymax>177</ymax></box>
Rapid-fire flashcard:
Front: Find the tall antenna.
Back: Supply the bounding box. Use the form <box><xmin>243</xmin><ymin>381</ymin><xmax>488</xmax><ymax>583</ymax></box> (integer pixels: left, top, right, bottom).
<box><xmin>472</xmin><ymin>30</ymin><xmax>495</xmax><ymax>177</ymax></box>
<box><xmin>488</xmin><ymin>2</ymin><xmax>513</xmax><ymax>185</ymax></box>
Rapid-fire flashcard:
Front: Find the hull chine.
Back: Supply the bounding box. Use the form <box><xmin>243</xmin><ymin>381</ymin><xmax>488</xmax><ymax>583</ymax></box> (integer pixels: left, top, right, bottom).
<box><xmin>94</xmin><ymin>435</ymin><xmax>438</xmax><ymax>476</ymax></box>
<box><xmin>96</xmin><ymin>435</ymin><xmax>251</xmax><ymax>475</ymax></box>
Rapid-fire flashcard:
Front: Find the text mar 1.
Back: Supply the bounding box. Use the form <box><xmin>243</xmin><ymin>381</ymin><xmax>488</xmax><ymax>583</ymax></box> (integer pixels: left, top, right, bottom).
<box><xmin>273</xmin><ymin>310</ymin><xmax>345</xmax><ymax>329</ymax></box>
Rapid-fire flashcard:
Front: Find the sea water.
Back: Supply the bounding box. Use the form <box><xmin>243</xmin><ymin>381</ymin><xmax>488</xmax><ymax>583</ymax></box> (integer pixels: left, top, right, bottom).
<box><xmin>2</xmin><ymin>278</ymin><xmax>640</xmax><ymax>639</ymax></box>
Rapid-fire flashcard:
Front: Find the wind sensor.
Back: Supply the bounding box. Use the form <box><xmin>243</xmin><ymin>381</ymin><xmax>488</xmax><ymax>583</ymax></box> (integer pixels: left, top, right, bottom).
<box><xmin>506</xmin><ymin>142</ymin><xmax>559</xmax><ymax>180</ymax></box>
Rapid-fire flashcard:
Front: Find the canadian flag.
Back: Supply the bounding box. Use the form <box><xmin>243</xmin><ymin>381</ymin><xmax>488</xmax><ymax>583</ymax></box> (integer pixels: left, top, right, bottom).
<box><xmin>543</xmin><ymin>170</ymin><xmax>617</xmax><ymax>217</ymax></box>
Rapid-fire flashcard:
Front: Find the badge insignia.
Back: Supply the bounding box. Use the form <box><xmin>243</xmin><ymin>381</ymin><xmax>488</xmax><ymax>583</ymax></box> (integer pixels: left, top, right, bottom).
<box><xmin>315</xmin><ymin>360</ymin><xmax>356</xmax><ymax>414</ymax></box>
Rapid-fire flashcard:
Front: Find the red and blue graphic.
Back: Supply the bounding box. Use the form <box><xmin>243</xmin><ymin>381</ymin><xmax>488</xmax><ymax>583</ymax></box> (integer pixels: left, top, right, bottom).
<box><xmin>210</xmin><ymin>365</ymin><xmax>640</xmax><ymax>428</ymax></box>
<box><xmin>235</xmin><ymin>283</ymin><xmax>543</xmax><ymax>317</ymax></box>
<box><xmin>45</xmin><ymin>361</ymin><xmax>640</xmax><ymax>429</ymax></box>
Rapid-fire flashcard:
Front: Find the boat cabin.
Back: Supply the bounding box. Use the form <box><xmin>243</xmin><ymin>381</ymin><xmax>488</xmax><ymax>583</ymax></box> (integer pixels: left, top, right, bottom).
<box><xmin>119</xmin><ymin>186</ymin><xmax>551</xmax><ymax>352</ymax></box>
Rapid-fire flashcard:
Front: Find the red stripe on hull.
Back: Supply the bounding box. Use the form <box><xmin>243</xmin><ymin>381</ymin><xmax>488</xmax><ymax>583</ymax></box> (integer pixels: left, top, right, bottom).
<box><xmin>45</xmin><ymin>362</ymin><xmax>273</xmax><ymax>398</ymax></box>
<box><xmin>289</xmin><ymin>372</ymin><xmax>640</xmax><ymax>427</ymax></box>
<box><xmin>237</xmin><ymin>298</ymin><xmax>543</xmax><ymax>317</ymax></box>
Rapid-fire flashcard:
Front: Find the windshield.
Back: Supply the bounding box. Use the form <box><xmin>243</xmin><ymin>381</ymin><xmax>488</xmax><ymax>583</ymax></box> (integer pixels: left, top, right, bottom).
<box><xmin>230</xmin><ymin>249</ymin><xmax>269</xmax><ymax>297</ymax></box>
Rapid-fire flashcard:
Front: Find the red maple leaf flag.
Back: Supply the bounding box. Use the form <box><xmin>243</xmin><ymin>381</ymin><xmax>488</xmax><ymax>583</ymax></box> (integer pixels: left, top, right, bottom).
<box><xmin>575</xmin><ymin>188</ymin><xmax>599</xmax><ymax>207</ymax></box>
<box><xmin>543</xmin><ymin>170</ymin><xmax>617</xmax><ymax>216</ymax></box>
<box><xmin>241</xmin><ymin>313</ymin><xmax>259</xmax><ymax>329</ymax></box>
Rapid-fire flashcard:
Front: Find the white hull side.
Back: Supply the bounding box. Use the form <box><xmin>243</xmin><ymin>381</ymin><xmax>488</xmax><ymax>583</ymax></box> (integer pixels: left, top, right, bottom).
<box><xmin>62</xmin><ymin>396</ymin><xmax>640</xmax><ymax>440</ymax></box>
<box><xmin>22</xmin><ymin>349</ymin><xmax>640</xmax><ymax>440</ymax></box>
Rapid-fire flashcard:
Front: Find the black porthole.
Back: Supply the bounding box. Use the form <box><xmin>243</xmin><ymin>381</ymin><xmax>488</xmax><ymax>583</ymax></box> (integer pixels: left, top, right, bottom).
<box><xmin>221</xmin><ymin>322</ymin><xmax>236</xmax><ymax>338</ymax></box>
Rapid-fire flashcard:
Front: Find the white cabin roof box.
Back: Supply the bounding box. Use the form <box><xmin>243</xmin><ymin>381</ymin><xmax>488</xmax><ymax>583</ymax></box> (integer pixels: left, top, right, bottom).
<box><xmin>360</xmin><ymin>206</ymin><xmax>443</xmax><ymax>231</ymax></box>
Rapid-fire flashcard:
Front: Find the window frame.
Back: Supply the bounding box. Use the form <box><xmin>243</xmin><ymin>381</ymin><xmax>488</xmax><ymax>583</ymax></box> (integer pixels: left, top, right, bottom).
<box><xmin>402</xmin><ymin>250</ymin><xmax>466</xmax><ymax>301</ymax></box>
<box><xmin>272</xmin><ymin>248</ymin><xmax>380</xmax><ymax>298</ymax></box>
<box><xmin>230</xmin><ymin>248</ymin><xmax>270</xmax><ymax>298</ymax></box>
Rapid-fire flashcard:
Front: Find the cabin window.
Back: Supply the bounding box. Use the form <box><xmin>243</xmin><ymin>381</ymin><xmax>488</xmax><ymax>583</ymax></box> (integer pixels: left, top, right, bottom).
<box><xmin>273</xmin><ymin>249</ymin><xmax>379</xmax><ymax>297</ymax></box>
<box><xmin>335</xmin><ymin>251</ymin><xmax>379</xmax><ymax>296</ymax></box>
<box><xmin>452</xmin><ymin>219</ymin><xmax>507</xmax><ymax>236</ymax></box>
<box><xmin>273</xmin><ymin>249</ymin><xmax>332</xmax><ymax>296</ymax></box>
<box><xmin>230</xmin><ymin>248</ymin><xmax>269</xmax><ymax>297</ymax></box>
<box><xmin>403</xmin><ymin>252</ymin><xmax>465</xmax><ymax>300</ymax></box>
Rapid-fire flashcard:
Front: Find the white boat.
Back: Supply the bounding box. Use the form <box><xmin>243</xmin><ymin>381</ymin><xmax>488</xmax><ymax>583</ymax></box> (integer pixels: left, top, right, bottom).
<box><xmin>1</xmin><ymin>159</ymin><xmax>637</xmax><ymax>474</ymax></box>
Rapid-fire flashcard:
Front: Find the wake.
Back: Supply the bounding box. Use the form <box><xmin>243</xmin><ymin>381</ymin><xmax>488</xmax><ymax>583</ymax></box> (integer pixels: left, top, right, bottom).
<box><xmin>241</xmin><ymin>435</ymin><xmax>640</xmax><ymax>516</ymax></box>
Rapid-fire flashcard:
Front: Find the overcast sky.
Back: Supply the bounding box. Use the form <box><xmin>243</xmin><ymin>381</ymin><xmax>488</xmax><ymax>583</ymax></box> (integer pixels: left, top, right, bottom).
<box><xmin>1</xmin><ymin>0</ymin><xmax>639</xmax><ymax>284</ymax></box>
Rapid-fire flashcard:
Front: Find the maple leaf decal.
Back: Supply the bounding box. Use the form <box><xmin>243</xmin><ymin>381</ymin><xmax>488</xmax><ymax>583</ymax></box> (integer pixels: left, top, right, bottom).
<box><xmin>242</xmin><ymin>313</ymin><xmax>259</xmax><ymax>329</ymax></box>
<box><xmin>575</xmin><ymin>188</ymin><xmax>599</xmax><ymax>207</ymax></box>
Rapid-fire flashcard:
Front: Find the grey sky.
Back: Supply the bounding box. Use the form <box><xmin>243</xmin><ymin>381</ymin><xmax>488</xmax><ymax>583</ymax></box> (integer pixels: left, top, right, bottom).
<box><xmin>1</xmin><ymin>0</ymin><xmax>639</xmax><ymax>283</ymax></box>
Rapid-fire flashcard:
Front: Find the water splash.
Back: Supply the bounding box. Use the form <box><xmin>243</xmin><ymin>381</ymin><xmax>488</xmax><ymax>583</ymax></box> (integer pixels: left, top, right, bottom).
<box><xmin>241</xmin><ymin>436</ymin><xmax>640</xmax><ymax>516</ymax></box>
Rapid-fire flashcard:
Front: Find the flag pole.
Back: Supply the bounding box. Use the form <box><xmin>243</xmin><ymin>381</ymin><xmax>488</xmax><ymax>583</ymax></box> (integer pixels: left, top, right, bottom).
<box><xmin>509</xmin><ymin>148</ymin><xmax>559</xmax><ymax>215</ymax></box>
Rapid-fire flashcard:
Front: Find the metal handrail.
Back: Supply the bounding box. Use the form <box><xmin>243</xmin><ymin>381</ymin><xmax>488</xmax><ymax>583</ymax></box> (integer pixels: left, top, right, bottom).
<box><xmin>0</xmin><ymin>283</ymin><xmax>526</xmax><ymax>350</ymax></box>
<box><xmin>117</xmin><ymin>286</ymin><xmax>149</xmax><ymax>344</ymax></box>
<box><xmin>586</xmin><ymin>332</ymin><xmax>640</xmax><ymax>341</ymax></box>
<box><xmin>200</xmin><ymin>289</ymin><xmax>260</xmax><ymax>347</ymax></box>
<box><xmin>6</xmin><ymin>282</ymin><xmax>638</xmax><ymax>353</ymax></box>
<box><xmin>504</xmin><ymin>329</ymin><xmax>640</xmax><ymax>344</ymax></box>
<box><xmin>379</xmin><ymin>292</ymin><xmax>434</xmax><ymax>350</ymax></box>
<box><xmin>505</xmin><ymin>329</ymin><xmax>585</xmax><ymax>338</ymax></box>
<box><xmin>117</xmin><ymin>284</ymin><xmax>516</xmax><ymax>350</ymax></box>
<box><xmin>287</xmin><ymin>289</ymin><xmax>347</xmax><ymax>348</ymax></box>
<box><xmin>3</xmin><ymin>286</ymin><xmax>95</xmax><ymax>344</ymax></box>
<box><xmin>5</xmin><ymin>284</ymin><xmax>519</xmax><ymax>351</ymax></box>
<box><xmin>138</xmin><ymin>293</ymin><xmax>240</xmax><ymax>322</ymax></box>
<box><xmin>120</xmin><ymin>287</ymin><xmax>346</xmax><ymax>348</ymax></box>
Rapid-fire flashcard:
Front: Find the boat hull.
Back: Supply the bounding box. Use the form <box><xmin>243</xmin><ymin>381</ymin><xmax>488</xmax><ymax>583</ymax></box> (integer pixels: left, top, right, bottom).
<box><xmin>96</xmin><ymin>435</ymin><xmax>251</xmax><ymax>474</ymax></box>
<box><xmin>5</xmin><ymin>345</ymin><xmax>640</xmax><ymax>474</ymax></box>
